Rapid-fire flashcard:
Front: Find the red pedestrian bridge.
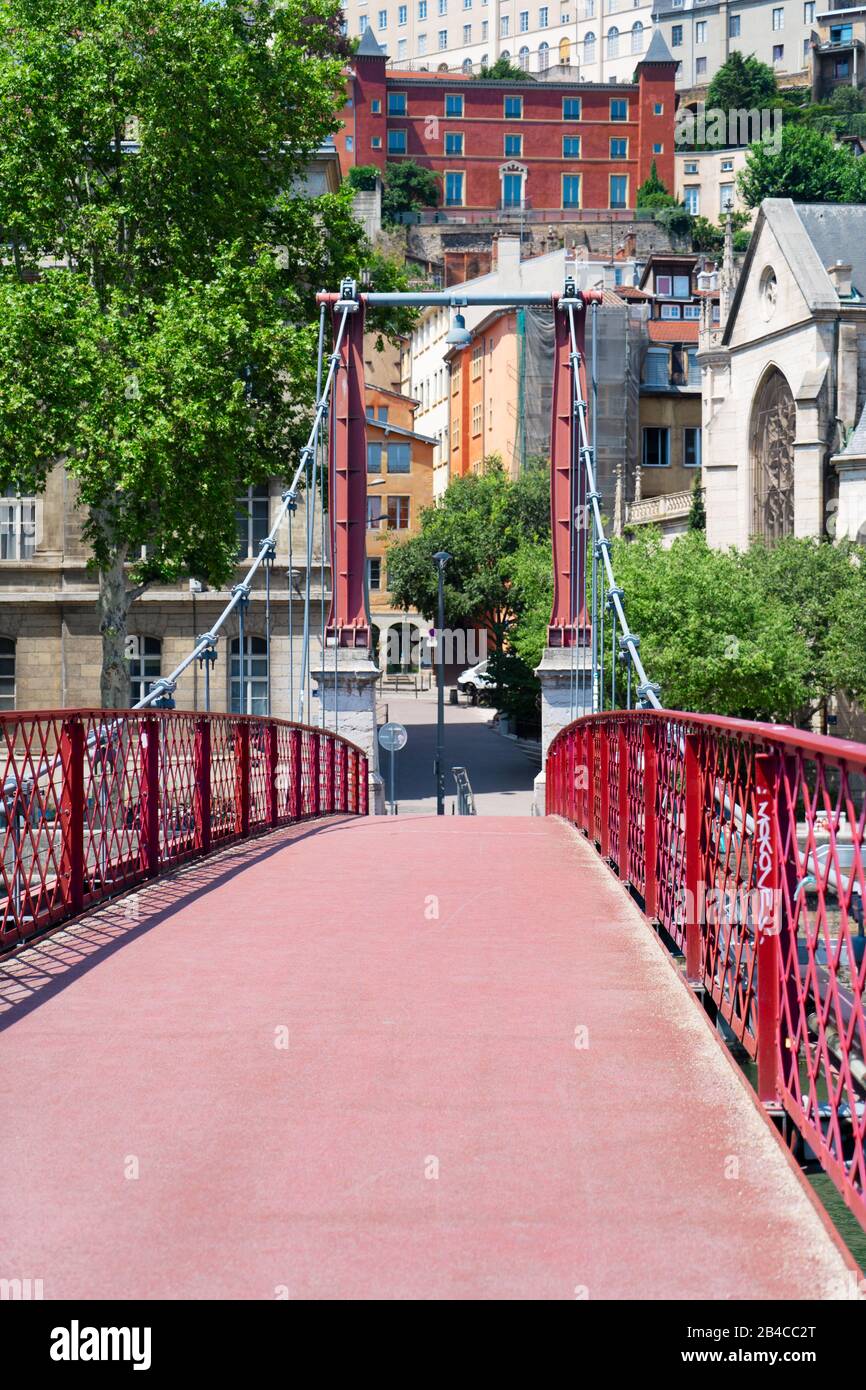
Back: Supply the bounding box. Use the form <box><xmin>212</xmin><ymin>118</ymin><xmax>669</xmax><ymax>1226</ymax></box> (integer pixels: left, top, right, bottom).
<box><xmin>1</xmin><ymin>708</ymin><xmax>864</xmax><ymax>1300</ymax></box>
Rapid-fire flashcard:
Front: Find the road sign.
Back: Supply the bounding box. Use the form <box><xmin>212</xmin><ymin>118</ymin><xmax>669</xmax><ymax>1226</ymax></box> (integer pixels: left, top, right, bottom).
<box><xmin>378</xmin><ymin>722</ymin><xmax>408</xmax><ymax>753</ymax></box>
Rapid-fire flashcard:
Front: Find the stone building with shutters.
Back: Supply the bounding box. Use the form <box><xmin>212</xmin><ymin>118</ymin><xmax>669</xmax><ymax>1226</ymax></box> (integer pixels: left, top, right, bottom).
<box><xmin>699</xmin><ymin>198</ymin><xmax>866</xmax><ymax>551</ymax></box>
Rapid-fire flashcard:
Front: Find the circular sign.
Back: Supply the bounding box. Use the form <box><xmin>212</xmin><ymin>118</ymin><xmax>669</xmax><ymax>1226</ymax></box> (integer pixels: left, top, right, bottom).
<box><xmin>378</xmin><ymin>721</ymin><xmax>408</xmax><ymax>752</ymax></box>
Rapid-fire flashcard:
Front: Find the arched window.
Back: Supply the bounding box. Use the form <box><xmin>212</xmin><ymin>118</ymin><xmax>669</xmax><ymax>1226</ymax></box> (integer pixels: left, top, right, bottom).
<box><xmin>462</xmin><ymin>57</ymin><xmax>473</xmax><ymax>72</ymax></box>
<box><xmin>437</xmin><ymin>61</ymin><xmax>449</xmax><ymax>70</ymax></box>
<box><xmin>235</xmin><ymin>484</ymin><xmax>269</xmax><ymax>560</ymax></box>
<box><xmin>631</xmin><ymin>20</ymin><xmax>643</xmax><ymax>52</ymax></box>
<box><xmin>538</xmin><ymin>41</ymin><xmax>550</xmax><ymax>70</ymax></box>
<box><xmin>500</xmin><ymin>49</ymin><xmax>510</xmax><ymax>60</ymax></box>
<box><xmin>518</xmin><ymin>45</ymin><xmax>530</xmax><ymax>70</ymax></box>
<box><xmin>751</xmin><ymin>368</ymin><xmax>795</xmax><ymax>543</ymax></box>
<box><xmin>0</xmin><ymin>637</ymin><xmax>15</xmax><ymax>710</ymax></box>
<box><xmin>559</xmin><ymin>36</ymin><xmax>571</xmax><ymax>64</ymax></box>
<box><xmin>230</xmin><ymin>634</ymin><xmax>268</xmax><ymax>715</ymax></box>
<box><xmin>480</xmin><ymin>53</ymin><xmax>489</xmax><ymax>67</ymax></box>
<box><xmin>584</xmin><ymin>31</ymin><xmax>596</xmax><ymax>62</ymax></box>
<box><xmin>607</xmin><ymin>26</ymin><xmax>619</xmax><ymax>58</ymax></box>
<box><xmin>126</xmin><ymin>635</ymin><xmax>161</xmax><ymax>706</ymax></box>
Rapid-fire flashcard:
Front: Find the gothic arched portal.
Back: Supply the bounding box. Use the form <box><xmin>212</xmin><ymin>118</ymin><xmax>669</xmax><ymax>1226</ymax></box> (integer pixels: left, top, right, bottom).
<box><xmin>750</xmin><ymin>367</ymin><xmax>795</xmax><ymax>543</ymax></box>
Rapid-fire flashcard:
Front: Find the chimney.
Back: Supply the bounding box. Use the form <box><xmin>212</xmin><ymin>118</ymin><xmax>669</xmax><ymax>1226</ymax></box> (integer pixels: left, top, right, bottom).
<box><xmin>827</xmin><ymin>261</ymin><xmax>852</xmax><ymax>298</ymax></box>
<box><xmin>496</xmin><ymin>236</ymin><xmax>522</xmax><ymax>274</ymax></box>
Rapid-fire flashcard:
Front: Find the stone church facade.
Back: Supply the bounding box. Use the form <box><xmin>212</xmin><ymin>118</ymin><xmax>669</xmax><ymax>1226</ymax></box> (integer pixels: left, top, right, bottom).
<box><xmin>699</xmin><ymin>199</ymin><xmax>866</xmax><ymax>553</ymax></box>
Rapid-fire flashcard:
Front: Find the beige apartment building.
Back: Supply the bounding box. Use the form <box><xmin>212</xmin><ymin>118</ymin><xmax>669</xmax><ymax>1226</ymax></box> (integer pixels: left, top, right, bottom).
<box><xmin>675</xmin><ymin>145</ymin><xmax>750</xmax><ymax>219</ymax></box>
<box><xmin>653</xmin><ymin>0</ymin><xmax>817</xmax><ymax>91</ymax></box>
<box><xmin>342</xmin><ymin>0</ymin><xmax>658</xmax><ymax>83</ymax></box>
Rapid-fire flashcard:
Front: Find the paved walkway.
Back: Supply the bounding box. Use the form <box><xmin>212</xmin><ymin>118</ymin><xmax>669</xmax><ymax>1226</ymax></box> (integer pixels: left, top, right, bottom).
<box><xmin>377</xmin><ymin>688</ymin><xmax>537</xmax><ymax>815</ymax></box>
<box><xmin>0</xmin><ymin>816</ymin><xmax>855</xmax><ymax>1300</ymax></box>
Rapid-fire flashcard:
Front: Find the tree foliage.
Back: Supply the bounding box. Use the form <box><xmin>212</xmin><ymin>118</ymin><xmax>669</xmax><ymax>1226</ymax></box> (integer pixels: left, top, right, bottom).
<box><xmin>636</xmin><ymin>160</ymin><xmax>678</xmax><ymax>210</ymax></box>
<box><xmin>706</xmin><ymin>51</ymin><xmax>778</xmax><ymax>113</ymax></box>
<box><xmin>738</xmin><ymin>123</ymin><xmax>863</xmax><ymax>207</ymax></box>
<box><xmin>476</xmin><ymin>56</ymin><xmax>535</xmax><ymax>81</ymax></box>
<box><xmin>0</xmin><ymin>0</ymin><xmax>409</xmax><ymax>705</ymax></box>
<box><xmin>381</xmin><ymin>160</ymin><xmax>442</xmax><ymax>223</ymax></box>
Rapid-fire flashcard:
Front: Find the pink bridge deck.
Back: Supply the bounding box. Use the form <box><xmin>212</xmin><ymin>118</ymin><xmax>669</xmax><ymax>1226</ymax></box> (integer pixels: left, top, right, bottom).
<box><xmin>0</xmin><ymin>816</ymin><xmax>856</xmax><ymax>1300</ymax></box>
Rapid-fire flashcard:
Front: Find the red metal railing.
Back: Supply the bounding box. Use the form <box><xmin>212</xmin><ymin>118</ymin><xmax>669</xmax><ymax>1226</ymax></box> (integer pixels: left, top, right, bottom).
<box><xmin>547</xmin><ymin>710</ymin><xmax>866</xmax><ymax>1231</ymax></box>
<box><xmin>0</xmin><ymin>710</ymin><xmax>368</xmax><ymax>953</ymax></box>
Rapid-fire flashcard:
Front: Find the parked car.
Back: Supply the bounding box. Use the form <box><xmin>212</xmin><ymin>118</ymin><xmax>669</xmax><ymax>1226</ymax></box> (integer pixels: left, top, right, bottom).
<box><xmin>457</xmin><ymin>659</ymin><xmax>497</xmax><ymax>704</ymax></box>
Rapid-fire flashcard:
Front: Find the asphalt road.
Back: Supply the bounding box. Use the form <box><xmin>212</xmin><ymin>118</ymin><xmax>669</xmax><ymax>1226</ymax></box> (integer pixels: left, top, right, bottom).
<box><xmin>376</xmin><ymin>687</ymin><xmax>538</xmax><ymax>816</ymax></box>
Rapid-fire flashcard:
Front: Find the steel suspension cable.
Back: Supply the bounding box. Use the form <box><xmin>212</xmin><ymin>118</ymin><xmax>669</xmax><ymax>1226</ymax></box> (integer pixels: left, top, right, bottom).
<box><xmin>564</xmin><ymin>299</ymin><xmax>662</xmax><ymax>711</ymax></box>
<box><xmin>133</xmin><ymin>303</ymin><xmax>350</xmax><ymax>711</ymax></box>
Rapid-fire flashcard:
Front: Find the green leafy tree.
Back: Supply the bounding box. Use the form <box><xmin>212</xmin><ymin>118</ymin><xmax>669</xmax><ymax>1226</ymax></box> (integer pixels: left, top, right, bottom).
<box><xmin>636</xmin><ymin>160</ymin><xmax>678</xmax><ymax>209</ymax></box>
<box><xmin>742</xmin><ymin>536</ymin><xmax>866</xmax><ymax>728</ymax></box>
<box><xmin>381</xmin><ymin>160</ymin><xmax>441</xmax><ymax>223</ymax></box>
<box><xmin>476</xmin><ymin>56</ymin><xmax>535</xmax><ymax>81</ymax></box>
<box><xmin>738</xmin><ymin>124</ymin><xmax>857</xmax><ymax>207</ymax></box>
<box><xmin>608</xmin><ymin>530</ymin><xmax>811</xmax><ymax>720</ymax></box>
<box><xmin>0</xmin><ymin>0</ymin><xmax>404</xmax><ymax>706</ymax></box>
<box><xmin>347</xmin><ymin>164</ymin><xmax>380</xmax><ymax>191</ymax></box>
<box><xmin>687</xmin><ymin>474</ymin><xmax>706</xmax><ymax>532</ymax></box>
<box><xmin>706</xmin><ymin>51</ymin><xmax>778</xmax><ymax>113</ymax></box>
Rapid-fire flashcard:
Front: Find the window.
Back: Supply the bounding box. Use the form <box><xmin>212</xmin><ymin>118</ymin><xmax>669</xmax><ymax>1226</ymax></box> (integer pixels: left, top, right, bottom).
<box><xmin>642</xmin><ymin>426</ymin><xmax>670</xmax><ymax>467</ymax></box>
<box><xmin>684</xmin><ymin>160</ymin><xmax>697</xmax><ymax>174</ymax></box>
<box><xmin>672</xmin><ymin>24</ymin><xmax>683</xmax><ymax>45</ymax></box>
<box><xmin>609</xmin><ymin>174</ymin><xmax>627</xmax><ymax>208</ymax></box>
<box><xmin>562</xmin><ymin>174</ymin><xmax>581</xmax><ymax>207</ymax></box>
<box><xmin>563</xmin><ymin>97</ymin><xmax>581</xmax><ymax>119</ymax></box>
<box><xmin>804</xmin><ymin>1</ymin><xmax>814</xmax><ymax>19</ymax></box>
<box><xmin>584</xmin><ymin>32</ymin><xmax>596</xmax><ymax>61</ymax></box>
<box><xmin>367</xmin><ymin>495</ymin><xmax>383</xmax><ymax>529</ymax></box>
<box><xmin>719</xmin><ymin>182</ymin><xmax>734</xmax><ymax>212</ymax></box>
<box><xmin>660</xmin><ymin>303</ymin><xmax>681</xmax><ymax>319</ymax></box>
<box><xmin>835</xmin><ymin>57</ymin><xmax>850</xmax><ymax>77</ymax></box>
<box><xmin>540</xmin><ymin>6</ymin><xmax>549</xmax><ymax>24</ymax></box>
<box><xmin>683</xmin><ymin>303</ymin><xmax>701</xmax><ymax>320</ymax></box>
<box><xmin>674</xmin><ymin>274</ymin><xmax>690</xmax><ymax>297</ymax></box>
<box><xmin>653</xmin><ymin>141</ymin><xmax>663</xmax><ymax>153</ymax></box>
<box><xmin>684</xmin><ymin>185</ymin><xmax>700</xmax><ymax>214</ymax></box>
<box><xmin>501</xmin><ymin>13</ymin><xmax>509</xmax><ymax>34</ymax></box>
<box><xmin>559</xmin><ymin>36</ymin><xmax>571</xmax><ymax>62</ymax></box>
<box><xmin>0</xmin><ymin>490</ymin><xmax>36</xmax><ymax>560</ymax></box>
<box><xmin>482</xmin><ymin>20</ymin><xmax>488</xmax><ymax>37</ymax></box>
<box><xmin>419</xmin><ymin>0</ymin><xmax>427</xmax><ymax>15</ymax></box>
<box><xmin>684</xmin><ymin>427</ymin><xmax>701</xmax><ymax>467</ymax></box>
<box><xmin>502</xmin><ymin>171</ymin><xmax>523</xmax><ymax>206</ymax></box>
<box><xmin>644</xmin><ymin>349</ymin><xmax>669</xmax><ymax>388</ymax></box>
<box><xmin>586</xmin><ymin>0</ymin><xmax>594</xmax><ymax>13</ymax></box>
<box><xmin>610</xmin><ymin>98</ymin><xmax>628</xmax><ymax>121</ymax></box>
<box><xmin>445</xmin><ymin>92</ymin><xmax>464</xmax><ymax>116</ymax></box>
<box><xmin>772</xmin><ymin>43</ymin><xmax>783</xmax><ymax>60</ymax></box>
<box><xmin>472</xmin><ymin>401</ymin><xmax>482</xmax><ymax>435</ymax></box>
<box><xmin>695</xmin><ymin>19</ymin><xmax>706</xmax><ymax>42</ymax></box>
<box><xmin>729</xmin><ymin>13</ymin><xmax>740</xmax><ymax>35</ymax></box>
<box><xmin>607</xmin><ymin>26</ymin><xmax>619</xmax><ymax>57</ymax></box>
<box><xmin>463</xmin><ymin>23</ymin><xmax>471</xmax><ymax>40</ymax></box>
<box><xmin>399</xmin><ymin>4</ymin><xmax>408</xmax><ymax>22</ymax></box>
<box><xmin>445</xmin><ymin>170</ymin><xmax>464</xmax><ymax>204</ymax></box>
<box><xmin>387</xmin><ymin>442</ymin><xmax>411</xmax><ymax>473</ymax></box>
<box><xmin>236</xmin><ymin>484</ymin><xmax>269</xmax><ymax>559</ymax></box>
<box><xmin>371</xmin><ymin>98</ymin><xmax>382</xmax><ymax>114</ymax></box>
<box><xmin>772</xmin><ymin>6</ymin><xmax>783</xmax><ymax>28</ymax></box>
<box><xmin>720</xmin><ymin>157</ymin><xmax>734</xmax><ymax>172</ymax></box>
<box><xmin>610</xmin><ymin>136</ymin><xmax>627</xmax><ymax>158</ymax></box>
<box><xmin>0</xmin><ymin>637</ymin><xmax>14</xmax><ymax>710</ymax></box>
<box><xmin>445</xmin><ymin>130</ymin><xmax>464</xmax><ymax>154</ymax></box>
<box><xmin>418</xmin><ymin>32</ymin><xmax>427</xmax><ymax>51</ymax></box>
<box><xmin>655</xmin><ymin>273</ymin><xmax>671</xmax><ymax>295</ymax></box>
<box><xmin>631</xmin><ymin>20</ymin><xmax>643</xmax><ymax>52</ymax></box>
<box><xmin>504</xmin><ymin>95</ymin><xmax>523</xmax><ymax>117</ymax></box>
<box><xmin>520</xmin><ymin>9</ymin><xmax>529</xmax><ymax>30</ymax></box>
<box><xmin>367</xmin><ymin>442</ymin><xmax>383</xmax><ymax>473</ymax></box>
<box><xmin>830</xmin><ymin>23</ymin><xmax>852</xmax><ymax>42</ymax></box>
<box><xmin>687</xmin><ymin>349</ymin><xmax>701</xmax><ymax>386</ymax></box>
<box><xmin>471</xmin><ymin>343</ymin><xmax>483</xmax><ymax>378</ymax></box>
<box><xmin>438</xmin><ymin>28</ymin><xmax>447</xmax><ymax>46</ymax></box>
<box><xmin>371</xmin><ymin>135</ymin><xmax>382</xmax><ymax>148</ymax></box>
<box><xmin>696</xmin><ymin>55</ymin><xmax>707</xmax><ymax>74</ymax></box>
<box><xmin>126</xmin><ymin>635</ymin><xmax>161</xmax><ymax>707</ymax></box>
<box><xmin>387</xmin><ymin>496</ymin><xmax>410</xmax><ymax>529</ymax></box>
<box><xmin>438</xmin><ymin>0</ymin><xmax>447</xmax><ymax>11</ymax></box>
<box><xmin>539</xmin><ymin>41</ymin><xmax>550</xmax><ymax>69</ymax></box>
<box><xmin>654</xmin><ymin>102</ymin><xmax>664</xmax><ymax>115</ymax></box>
<box><xmin>397</xmin><ymin>39</ymin><xmax>407</xmax><ymax>58</ymax></box>
<box><xmin>345</xmin><ymin>135</ymin><xmax>354</xmax><ymax>152</ymax></box>
<box><xmin>519</xmin><ymin>45</ymin><xmax>530</xmax><ymax>69</ymax></box>
<box><xmin>505</xmin><ymin>132</ymin><xmax>523</xmax><ymax>155</ymax></box>
<box><xmin>563</xmin><ymin>135</ymin><xmax>581</xmax><ymax>156</ymax></box>
<box><xmin>388</xmin><ymin>91</ymin><xmax>407</xmax><ymax>115</ymax></box>
<box><xmin>388</xmin><ymin>128</ymin><xmax>407</xmax><ymax>153</ymax></box>
<box><xmin>368</xmin><ymin>557</ymin><xmax>382</xmax><ymax>592</ymax></box>
<box><xmin>378</xmin><ymin>8</ymin><xmax>387</xmax><ymax>29</ymax></box>
<box><xmin>230</xmin><ymin>635</ymin><xmax>268</xmax><ymax>716</ymax></box>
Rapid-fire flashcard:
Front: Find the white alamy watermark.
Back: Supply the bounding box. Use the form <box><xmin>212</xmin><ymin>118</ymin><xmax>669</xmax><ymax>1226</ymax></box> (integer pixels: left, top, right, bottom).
<box><xmin>675</xmin><ymin>103</ymin><xmax>783</xmax><ymax>157</ymax></box>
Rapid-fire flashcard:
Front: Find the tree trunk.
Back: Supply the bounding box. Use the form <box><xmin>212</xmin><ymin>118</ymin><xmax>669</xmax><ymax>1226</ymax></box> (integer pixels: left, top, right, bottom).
<box><xmin>98</xmin><ymin>551</ymin><xmax>132</xmax><ymax>709</ymax></box>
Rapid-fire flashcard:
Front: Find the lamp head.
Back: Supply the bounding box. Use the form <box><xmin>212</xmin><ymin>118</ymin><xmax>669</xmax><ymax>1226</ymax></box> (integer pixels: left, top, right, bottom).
<box><xmin>445</xmin><ymin>312</ymin><xmax>472</xmax><ymax>348</ymax></box>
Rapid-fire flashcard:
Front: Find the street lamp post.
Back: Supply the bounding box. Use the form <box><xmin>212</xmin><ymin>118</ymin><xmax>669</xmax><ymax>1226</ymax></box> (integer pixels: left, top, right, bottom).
<box><xmin>433</xmin><ymin>550</ymin><xmax>451</xmax><ymax>816</ymax></box>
